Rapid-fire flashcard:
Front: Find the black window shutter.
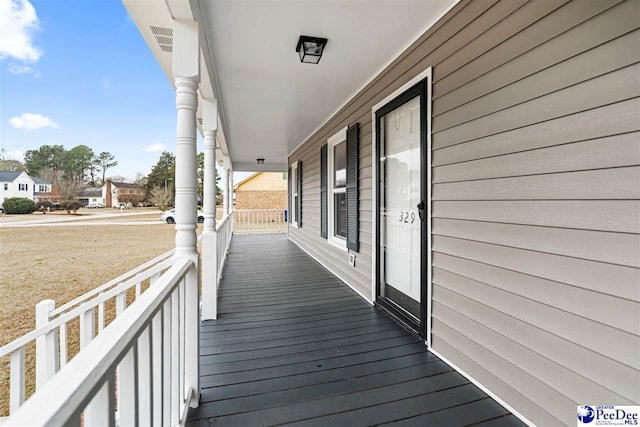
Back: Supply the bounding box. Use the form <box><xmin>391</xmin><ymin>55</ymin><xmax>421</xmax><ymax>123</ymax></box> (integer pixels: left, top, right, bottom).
<box><xmin>346</xmin><ymin>123</ymin><xmax>359</xmax><ymax>251</ymax></box>
<box><xmin>320</xmin><ymin>145</ymin><xmax>328</xmax><ymax>239</ymax></box>
<box><xmin>297</xmin><ymin>161</ymin><xmax>303</xmax><ymax>227</ymax></box>
<box><xmin>287</xmin><ymin>166</ymin><xmax>292</xmax><ymax>223</ymax></box>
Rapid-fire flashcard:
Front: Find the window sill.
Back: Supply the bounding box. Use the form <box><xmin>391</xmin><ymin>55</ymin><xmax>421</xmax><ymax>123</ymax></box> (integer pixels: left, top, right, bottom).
<box><xmin>327</xmin><ymin>236</ymin><xmax>348</xmax><ymax>253</ymax></box>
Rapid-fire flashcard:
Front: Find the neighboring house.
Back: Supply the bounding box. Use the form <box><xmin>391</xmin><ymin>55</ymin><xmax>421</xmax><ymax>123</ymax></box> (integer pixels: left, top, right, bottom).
<box><xmin>233</xmin><ymin>172</ymin><xmax>287</xmax><ymax>210</ymax></box>
<box><xmin>31</xmin><ymin>177</ymin><xmax>54</xmax><ymax>202</ymax></box>
<box><xmin>0</xmin><ymin>171</ymin><xmax>52</xmax><ymax>205</ymax></box>
<box><xmin>76</xmin><ymin>188</ymin><xmax>104</xmax><ymax>206</ymax></box>
<box><xmin>104</xmin><ymin>179</ymin><xmax>145</xmax><ymax>207</ymax></box>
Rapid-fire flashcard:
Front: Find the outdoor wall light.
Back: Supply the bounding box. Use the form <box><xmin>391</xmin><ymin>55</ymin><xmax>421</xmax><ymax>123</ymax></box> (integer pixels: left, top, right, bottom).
<box><xmin>257</xmin><ymin>158</ymin><xmax>265</xmax><ymax>165</ymax></box>
<box><xmin>296</xmin><ymin>35</ymin><xmax>328</xmax><ymax>64</ymax></box>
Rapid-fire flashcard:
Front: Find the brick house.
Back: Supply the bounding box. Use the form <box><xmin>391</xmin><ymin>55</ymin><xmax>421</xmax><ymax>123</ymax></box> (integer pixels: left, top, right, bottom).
<box><xmin>233</xmin><ymin>172</ymin><xmax>287</xmax><ymax>210</ymax></box>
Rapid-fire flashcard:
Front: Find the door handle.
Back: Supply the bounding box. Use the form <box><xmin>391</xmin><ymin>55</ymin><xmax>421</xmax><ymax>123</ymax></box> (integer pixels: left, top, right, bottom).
<box><xmin>417</xmin><ymin>201</ymin><xmax>425</xmax><ymax>221</ymax></box>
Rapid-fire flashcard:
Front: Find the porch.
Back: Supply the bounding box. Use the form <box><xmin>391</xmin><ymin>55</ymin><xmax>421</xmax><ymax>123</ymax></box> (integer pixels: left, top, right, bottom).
<box><xmin>187</xmin><ymin>235</ymin><xmax>523</xmax><ymax>426</ymax></box>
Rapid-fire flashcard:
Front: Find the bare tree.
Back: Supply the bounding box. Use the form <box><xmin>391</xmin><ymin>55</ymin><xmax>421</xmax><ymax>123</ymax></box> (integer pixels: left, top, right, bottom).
<box><xmin>149</xmin><ymin>185</ymin><xmax>174</xmax><ymax>211</ymax></box>
<box><xmin>37</xmin><ymin>167</ymin><xmax>82</xmax><ymax>201</ymax></box>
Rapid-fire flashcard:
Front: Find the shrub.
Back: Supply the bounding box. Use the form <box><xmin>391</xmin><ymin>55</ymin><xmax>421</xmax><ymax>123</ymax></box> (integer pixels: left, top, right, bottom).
<box><xmin>35</xmin><ymin>200</ymin><xmax>52</xmax><ymax>213</ymax></box>
<box><xmin>3</xmin><ymin>198</ymin><xmax>36</xmax><ymax>214</ymax></box>
<box><xmin>64</xmin><ymin>201</ymin><xmax>83</xmax><ymax>214</ymax></box>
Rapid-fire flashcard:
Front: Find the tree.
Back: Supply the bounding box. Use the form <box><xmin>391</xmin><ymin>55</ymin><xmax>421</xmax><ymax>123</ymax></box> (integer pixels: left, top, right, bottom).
<box><xmin>24</xmin><ymin>145</ymin><xmax>66</xmax><ymax>175</ymax></box>
<box><xmin>149</xmin><ymin>185</ymin><xmax>174</xmax><ymax>211</ymax></box>
<box><xmin>96</xmin><ymin>152</ymin><xmax>118</xmax><ymax>185</ymax></box>
<box><xmin>64</xmin><ymin>145</ymin><xmax>94</xmax><ymax>186</ymax></box>
<box><xmin>0</xmin><ymin>159</ymin><xmax>26</xmax><ymax>171</ymax></box>
<box><xmin>133</xmin><ymin>172</ymin><xmax>147</xmax><ymax>185</ymax></box>
<box><xmin>146</xmin><ymin>151</ymin><xmax>175</xmax><ymax>200</ymax></box>
<box><xmin>38</xmin><ymin>167</ymin><xmax>81</xmax><ymax>201</ymax></box>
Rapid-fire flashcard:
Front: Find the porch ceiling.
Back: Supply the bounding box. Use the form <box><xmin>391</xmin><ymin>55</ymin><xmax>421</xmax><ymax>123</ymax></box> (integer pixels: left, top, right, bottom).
<box><xmin>123</xmin><ymin>0</ymin><xmax>457</xmax><ymax>172</ymax></box>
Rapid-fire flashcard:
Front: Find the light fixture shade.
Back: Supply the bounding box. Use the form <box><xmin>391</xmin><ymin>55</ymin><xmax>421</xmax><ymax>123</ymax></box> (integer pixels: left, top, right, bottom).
<box><xmin>296</xmin><ymin>35</ymin><xmax>327</xmax><ymax>64</ymax></box>
<box><xmin>257</xmin><ymin>158</ymin><xmax>265</xmax><ymax>165</ymax></box>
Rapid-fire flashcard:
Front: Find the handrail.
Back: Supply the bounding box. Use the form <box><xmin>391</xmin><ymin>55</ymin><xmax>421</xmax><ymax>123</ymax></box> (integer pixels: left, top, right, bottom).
<box><xmin>0</xmin><ymin>248</ymin><xmax>178</xmax><ymax>417</ymax></box>
<box><xmin>0</xmin><ymin>257</ymin><xmax>173</xmax><ymax>357</ymax></box>
<box><xmin>5</xmin><ymin>256</ymin><xmax>199</xmax><ymax>426</ymax></box>
<box><xmin>50</xmin><ymin>248</ymin><xmax>175</xmax><ymax>316</ymax></box>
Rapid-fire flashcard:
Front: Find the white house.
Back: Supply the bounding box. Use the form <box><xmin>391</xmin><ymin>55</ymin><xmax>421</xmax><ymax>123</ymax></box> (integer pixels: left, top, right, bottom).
<box><xmin>0</xmin><ymin>171</ymin><xmax>51</xmax><ymax>205</ymax></box>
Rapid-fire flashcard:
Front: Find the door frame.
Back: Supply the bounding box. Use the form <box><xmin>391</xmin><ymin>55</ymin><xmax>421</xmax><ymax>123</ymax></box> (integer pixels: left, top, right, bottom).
<box><xmin>371</xmin><ymin>66</ymin><xmax>433</xmax><ymax>344</ymax></box>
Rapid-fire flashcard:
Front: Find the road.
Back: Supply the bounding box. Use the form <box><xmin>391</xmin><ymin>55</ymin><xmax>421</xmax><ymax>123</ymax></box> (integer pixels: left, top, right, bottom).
<box><xmin>0</xmin><ymin>208</ymin><xmax>165</xmax><ymax>228</ymax></box>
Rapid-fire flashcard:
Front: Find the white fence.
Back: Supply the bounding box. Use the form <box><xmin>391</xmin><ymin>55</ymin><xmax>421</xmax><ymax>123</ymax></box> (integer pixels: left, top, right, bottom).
<box><xmin>233</xmin><ymin>209</ymin><xmax>287</xmax><ymax>234</ymax></box>
<box><xmin>0</xmin><ymin>249</ymin><xmax>176</xmax><ymax>417</ymax></box>
<box><xmin>1</xmin><ymin>212</ymin><xmax>238</xmax><ymax>424</ymax></box>
<box><xmin>3</xmin><ymin>256</ymin><xmax>200</xmax><ymax>426</ymax></box>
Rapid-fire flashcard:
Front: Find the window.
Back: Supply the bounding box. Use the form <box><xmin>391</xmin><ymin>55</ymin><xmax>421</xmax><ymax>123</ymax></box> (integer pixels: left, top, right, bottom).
<box><xmin>3</xmin><ymin>184</ymin><xmax>7</xmax><ymax>191</ymax></box>
<box><xmin>289</xmin><ymin>161</ymin><xmax>302</xmax><ymax>227</ymax></box>
<box><xmin>18</xmin><ymin>183</ymin><xmax>28</xmax><ymax>191</ymax></box>
<box><xmin>39</xmin><ymin>185</ymin><xmax>47</xmax><ymax>192</ymax></box>
<box><xmin>323</xmin><ymin>124</ymin><xmax>359</xmax><ymax>250</ymax></box>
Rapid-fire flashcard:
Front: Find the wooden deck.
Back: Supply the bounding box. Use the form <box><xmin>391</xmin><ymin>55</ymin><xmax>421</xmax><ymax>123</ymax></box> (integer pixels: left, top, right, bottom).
<box><xmin>187</xmin><ymin>235</ymin><xmax>524</xmax><ymax>426</ymax></box>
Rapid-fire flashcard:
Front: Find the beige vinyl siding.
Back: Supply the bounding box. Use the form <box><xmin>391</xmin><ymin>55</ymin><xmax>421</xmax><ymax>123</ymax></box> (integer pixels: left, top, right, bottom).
<box><xmin>289</xmin><ymin>0</ymin><xmax>640</xmax><ymax>425</ymax></box>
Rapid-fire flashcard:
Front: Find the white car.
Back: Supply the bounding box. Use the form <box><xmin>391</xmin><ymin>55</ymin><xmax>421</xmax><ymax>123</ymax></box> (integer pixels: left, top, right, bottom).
<box><xmin>161</xmin><ymin>209</ymin><xmax>204</xmax><ymax>224</ymax></box>
<box><xmin>85</xmin><ymin>203</ymin><xmax>104</xmax><ymax>208</ymax></box>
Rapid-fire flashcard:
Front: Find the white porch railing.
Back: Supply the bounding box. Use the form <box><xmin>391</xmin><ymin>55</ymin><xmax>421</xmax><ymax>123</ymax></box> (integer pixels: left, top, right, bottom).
<box><xmin>0</xmin><ymin>249</ymin><xmax>176</xmax><ymax>417</ymax></box>
<box><xmin>216</xmin><ymin>211</ymin><xmax>233</xmax><ymax>277</ymax></box>
<box><xmin>233</xmin><ymin>209</ymin><xmax>287</xmax><ymax>234</ymax></box>
<box><xmin>3</xmin><ymin>256</ymin><xmax>199</xmax><ymax>426</ymax></box>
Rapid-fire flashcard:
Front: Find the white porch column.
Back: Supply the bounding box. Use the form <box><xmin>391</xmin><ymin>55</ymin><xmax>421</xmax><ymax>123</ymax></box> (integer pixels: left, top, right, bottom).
<box><xmin>201</xmin><ymin>98</ymin><xmax>218</xmax><ymax>320</ymax></box>
<box><xmin>228</xmin><ymin>169</ymin><xmax>234</xmax><ymax>212</ymax></box>
<box><xmin>222</xmin><ymin>162</ymin><xmax>229</xmax><ymax>217</ymax></box>
<box><xmin>173</xmin><ymin>18</ymin><xmax>200</xmax><ymax>407</ymax></box>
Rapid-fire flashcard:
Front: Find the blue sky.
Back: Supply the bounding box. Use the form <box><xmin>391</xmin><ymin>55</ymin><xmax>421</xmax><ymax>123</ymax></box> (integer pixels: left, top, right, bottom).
<box><xmin>0</xmin><ymin>0</ymin><xmax>187</xmax><ymax>180</ymax></box>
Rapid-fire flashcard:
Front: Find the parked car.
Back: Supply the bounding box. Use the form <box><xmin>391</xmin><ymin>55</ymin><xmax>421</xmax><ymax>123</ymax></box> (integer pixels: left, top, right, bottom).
<box><xmin>84</xmin><ymin>203</ymin><xmax>104</xmax><ymax>208</ymax></box>
<box><xmin>160</xmin><ymin>209</ymin><xmax>204</xmax><ymax>224</ymax></box>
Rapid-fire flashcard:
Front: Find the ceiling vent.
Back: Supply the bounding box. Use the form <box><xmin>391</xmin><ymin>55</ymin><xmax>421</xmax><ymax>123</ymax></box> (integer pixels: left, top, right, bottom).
<box><xmin>150</xmin><ymin>26</ymin><xmax>173</xmax><ymax>53</ymax></box>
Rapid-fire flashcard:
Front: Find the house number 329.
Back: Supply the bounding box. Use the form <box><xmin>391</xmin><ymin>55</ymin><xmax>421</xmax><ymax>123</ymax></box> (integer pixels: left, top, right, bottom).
<box><xmin>399</xmin><ymin>211</ymin><xmax>416</xmax><ymax>224</ymax></box>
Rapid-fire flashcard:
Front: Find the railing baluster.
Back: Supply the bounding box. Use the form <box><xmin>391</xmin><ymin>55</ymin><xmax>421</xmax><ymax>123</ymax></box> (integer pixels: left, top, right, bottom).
<box><xmin>118</xmin><ymin>345</ymin><xmax>137</xmax><ymax>427</ymax></box>
<box><xmin>179</xmin><ymin>277</ymin><xmax>186</xmax><ymax>405</ymax></box>
<box><xmin>84</xmin><ymin>374</ymin><xmax>115</xmax><ymax>427</ymax></box>
<box><xmin>170</xmin><ymin>289</ymin><xmax>180</xmax><ymax>425</ymax></box>
<box><xmin>116</xmin><ymin>291</ymin><xmax>127</xmax><ymax>316</ymax></box>
<box><xmin>80</xmin><ymin>307</ymin><xmax>95</xmax><ymax>349</ymax></box>
<box><xmin>162</xmin><ymin>300</ymin><xmax>171</xmax><ymax>427</ymax></box>
<box><xmin>35</xmin><ymin>300</ymin><xmax>59</xmax><ymax>389</ymax></box>
<box><xmin>152</xmin><ymin>311</ymin><xmax>163</xmax><ymax>426</ymax></box>
<box><xmin>138</xmin><ymin>325</ymin><xmax>152</xmax><ymax>426</ymax></box>
<box><xmin>9</xmin><ymin>347</ymin><xmax>25</xmax><ymax>413</ymax></box>
<box><xmin>98</xmin><ymin>299</ymin><xmax>105</xmax><ymax>332</ymax></box>
<box><xmin>59</xmin><ymin>323</ymin><xmax>68</xmax><ymax>367</ymax></box>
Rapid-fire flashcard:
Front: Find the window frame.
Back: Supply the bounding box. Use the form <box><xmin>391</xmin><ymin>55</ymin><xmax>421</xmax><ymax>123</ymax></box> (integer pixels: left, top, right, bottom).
<box><xmin>326</xmin><ymin>126</ymin><xmax>349</xmax><ymax>250</ymax></box>
<box><xmin>289</xmin><ymin>160</ymin><xmax>300</xmax><ymax>228</ymax></box>
<box><xmin>18</xmin><ymin>183</ymin><xmax>28</xmax><ymax>191</ymax></box>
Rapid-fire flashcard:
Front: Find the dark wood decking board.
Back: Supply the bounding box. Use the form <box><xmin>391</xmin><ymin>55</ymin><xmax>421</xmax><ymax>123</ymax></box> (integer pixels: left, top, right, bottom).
<box><xmin>187</xmin><ymin>235</ymin><xmax>524</xmax><ymax>427</ymax></box>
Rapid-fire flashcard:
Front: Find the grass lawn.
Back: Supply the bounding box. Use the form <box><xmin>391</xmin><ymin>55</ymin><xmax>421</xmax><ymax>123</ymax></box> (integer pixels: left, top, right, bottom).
<box><xmin>0</xmin><ymin>221</ymin><xmax>176</xmax><ymax>417</ymax></box>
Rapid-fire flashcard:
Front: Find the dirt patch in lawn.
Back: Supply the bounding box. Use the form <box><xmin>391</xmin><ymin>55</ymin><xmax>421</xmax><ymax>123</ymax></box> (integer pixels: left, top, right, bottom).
<box><xmin>0</xmin><ymin>222</ymin><xmax>177</xmax><ymax>416</ymax></box>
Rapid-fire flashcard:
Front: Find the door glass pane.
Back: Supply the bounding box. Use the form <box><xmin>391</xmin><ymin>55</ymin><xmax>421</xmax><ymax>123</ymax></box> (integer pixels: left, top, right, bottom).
<box><xmin>379</xmin><ymin>95</ymin><xmax>421</xmax><ymax>319</ymax></box>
